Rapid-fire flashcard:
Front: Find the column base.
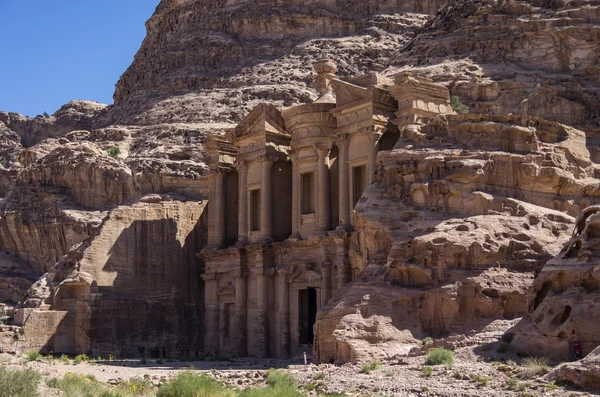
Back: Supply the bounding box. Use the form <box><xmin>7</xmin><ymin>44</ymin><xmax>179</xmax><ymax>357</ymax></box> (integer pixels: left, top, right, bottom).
<box><xmin>234</xmin><ymin>239</ymin><xmax>248</xmax><ymax>247</ymax></box>
<box><xmin>202</xmin><ymin>244</ymin><xmax>226</xmax><ymax>252</ymax></box>
<box><xmin>286</xmin><ymin>233</ymin><xmax>302</xmax><ymax>242</ymax></box>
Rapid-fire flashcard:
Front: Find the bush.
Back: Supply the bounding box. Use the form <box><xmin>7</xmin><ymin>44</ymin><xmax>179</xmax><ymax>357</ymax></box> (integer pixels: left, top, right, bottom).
<box><xmin>117</xmin><ymin>378</ymin><xmax>153</xmax><ymax>395</ymax></box>
<box><xmin>59</xmin><ymin>354</ymin><xmax>72</xmax><ymax>364</ymax></box>
<box><xmin>422</xmin><ymin>336</ymin><xmax>434</xmax><ymax>345</ymax></box>
<box><xmin>427</xmin><ymin>348</ymin><xmax>455</xmax><ymax>366</ymax></box>
<box><xmin>158</xmin><ymin>373</ymin><xmax>235</xmax><ymax>397</ymax></box>
<box><xmin>74</xmin><ymin>353</ymin><xmax>90</xmax><ymax>365</ymax></box>
<box><xmin>451</xmin><ymin>96</ymin><xmax>469</xmax><ymax>114</ymax></box>
<box><xmin>239</xmin><ymin>369</ymin><xmax>304</xmax><ymax>397</ymax></box>
<box><xmin>312</xmin><ymin>372</ymin><xmax>325</xmax><ymax>380</ymax></box>
<box><xmin>520</xmin><ymin>356</ymin><xmax>550</xmax><ymax>379</ymax></box>
<box><xmin>46</xmin><ymin>372</ymin><xmax>121</xmax><ymax>397</ymax></box>
<box><xmin>505</xmin><ymin>378</ymin><xmax>518</xmax><ymax>390</ymax></box>
<box><xmin>107</xmin><ymin>147</ymin><xmax>121</xmax><ymax>158</ymax></box>
<box><xmin>359</xmin><ymin>360</ymin><xmax>382</xmax><ymax>374</ymax></box>
<box><xmin>43</xmin><ymin>111</ymin><xmax>50</xmax><ymax>118</ymax></box>
<box><xmin>24</xmin><ymin>350</ymin><xmax>42</xmax><ymax>361</ymax></box>
<box><xmin>265</xmin><ymin>369</ymin><xmax>296</xmax><ymax>389</ymax></box>
<box><xmin>422</xmin><ymin>366</ymin><xmax>434</xmax><ymax>377</ymax></box>
<box><xmin>470</xmin><ymin>373</ymin><xmax>490</xmax><ymax>386</ymax></box>
<box><xmin>0</xmin><ymin>367</ymin><xmax>40</xmax><ymax>397</ymax></box>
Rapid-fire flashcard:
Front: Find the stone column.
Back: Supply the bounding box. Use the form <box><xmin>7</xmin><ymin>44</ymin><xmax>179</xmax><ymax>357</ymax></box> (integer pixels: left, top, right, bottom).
<box><xmin>337</xmin><ymin>134</ymin><xmax>350</xmax><ymax>230</ymax></box>
<box><xmin>321</xmin><ymin>261</ymin><xmax>332</xmax><ymax>307</ymax></box>
<box><xmin>367</xmin><ymin>132</ymin><xmax>382</xmax><ymax>183</ymax></box>
<box><xmin>202</xmin><ymin>273</ymin><xmax>220</xmax><ymax>355</ymax></box>
<box><xmin>289</xmin><ymin>154</ymin><xmax>301</xmax><ymax>240</ymax></box>
<box><xmin>316</xmin><ymin>146</ymin><xmax>330</xmax><ymax>235</ymax></box>
<box><xmin>237</xmin><ymin>163</ymin><xmax>249</xmax><ymax>245</ymax></box>
<box><xmin>234</xmin><ymin>271</ymin><xmax>247</xmax><ymax>356</ymax></box>
<box><xmin>278</xmin><ymin>269</ymin><xmax>290</xmax><ymax>358</ymax></box>
<box><xmin>208</xmin><ymin>171</ymin><xmax>226</xmax><ymax>247</ymax></box>
<box><xmin>260</xmin><ymin>158</ymin><xmax>274</xmax><ymax>241</ymax></box>
<box><xmin>256</xmin><ymin>269</ymin><xmax>269</xmax><ymax>358</ymax></box>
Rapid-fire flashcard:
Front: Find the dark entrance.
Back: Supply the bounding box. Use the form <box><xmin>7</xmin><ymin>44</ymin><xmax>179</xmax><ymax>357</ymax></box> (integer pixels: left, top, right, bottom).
<box><xmin>299</xmin><ymin>288</ymin><xmax>318</xmax><ymax>345</ymax></box>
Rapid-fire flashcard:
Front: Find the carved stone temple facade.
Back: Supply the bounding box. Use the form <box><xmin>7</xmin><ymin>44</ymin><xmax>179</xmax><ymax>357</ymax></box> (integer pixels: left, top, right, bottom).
<box><xmin>198</xmin><ymin>60</ymin><xmax>454</xmax><ymax>358</ymax></box>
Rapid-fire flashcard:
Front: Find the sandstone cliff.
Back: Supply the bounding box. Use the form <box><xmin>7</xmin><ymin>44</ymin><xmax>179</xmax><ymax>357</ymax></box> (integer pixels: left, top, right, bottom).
<box><xmin>314</xmin><ymin>111</ymin><xmax>600</xmax><ymax>364</ymax></box>
<box><xmin>0</xmin><ymin>0</ymin><xmax>599</xmax><ymax>366</ymax></box>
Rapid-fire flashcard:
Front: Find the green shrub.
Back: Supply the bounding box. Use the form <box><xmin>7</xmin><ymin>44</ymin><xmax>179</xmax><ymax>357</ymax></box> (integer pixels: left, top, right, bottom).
<box><xmin>422</xmin><ymin>366</ymin><xmax>434</xmax><ymax>377</ymax></box>
<box><xmin>117</xmin><ymin>378</ymin><xmax>153</xmax><ymax>395</ymax></box>
<box><xmin>304</xmin><ymin>382</ymin><xmax>316</xmax><ymax>391</ymax></box>
<box><xmin>359</xmin><ymin>360</ymin><xmax>382</xmax><ymax>374</ymax></box>
<box><xmin>505</xmin><ymin>378</ymin><xmax>518</xmax><ymax>390</ymax></box>
<box><xmin>427</xmin><ymin>348</ymin><xmax>455</xmax><ymax>366</ymax></box>
<box><xmin>24</xmin><ymin>350</ymin><xmax>42</xmax><ymax>361</ymax></box>
<box><xmin>59</xmin><ymin>354</ymin><xmax>72</xmax><ymax>364</ymax></box>
<box><xmin>43</xmin><ymin>111</ymin><xmax>50</xmax><ymax>118</ymax></box>
<box><xmin>518</xmin><ymin>382</ymin><xmax>531</xmax><ymax>391</ymax></box>
<box><xmin>239</xmin><ymin>369</ymin><xmax>303</xmax><ymax>397</ymax></box>
<box><xmin>0</xmin><ymin>367</ymin><xmax>40</xmax><ymax>397</ymax></box>
<box><xmin>520</xmin><ymin>356</ymin><xmax>550</xmax><ymax>379</ymax></box>
<box><xmin>312</xmin><ymin>372</ymin><xmax>325</xmax><ymax>380</ymax></box>
<box><xmin>451</xmin><ymin>96</ymin><xmax>469</xmax><ymax>114</ymax></box>
<box><xmin>74</xmin><ymin>353</ymin><xmax>90</xmax><ymax>365</ymax></box>
<box><xmin>383</xmin><ymin>370</ymin><xmax>394</xmax><ymax>377</ymax></box>
<box><xmin>158</xmin><ymin>373</ymin><xmax>235</xmax><ymax>397</ymax></box>
<box><xmin>265</xmin><ymin>369</ymin><xmax>296</xmax><ymax>389</ymax></box>
<box><xmin>107</xmin><ymin>147</ymin><xmax>121</xmax><ymax>159</ymax></box>
<box><xmin>422</xmin><ymin>336</ymin><xmax>434</xmax><ymax>345</ymax></box>
<box><xmin>46</xmin><ymin>372</ymin><xmax>119</xmax><ymax>397</ymax></box>
<box><xmin>470</xmin><ymin>373</ymin><xmax>489</xmax><ymax>386</ymax></box>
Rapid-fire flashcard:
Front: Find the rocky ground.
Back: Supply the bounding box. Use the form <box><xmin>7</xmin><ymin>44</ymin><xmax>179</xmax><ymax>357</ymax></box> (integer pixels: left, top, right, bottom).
<box><xmin>1</xmin><ymin>327</ymin><xmax>596</xmax><ymax>397</ymax></box>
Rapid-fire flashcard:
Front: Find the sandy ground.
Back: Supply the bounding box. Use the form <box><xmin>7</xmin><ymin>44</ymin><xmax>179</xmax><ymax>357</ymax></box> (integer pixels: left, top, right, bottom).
<box><xmin>0</xmin><ymin>346</ymin><xmax>596</xmax><ymax>397</ymax></box>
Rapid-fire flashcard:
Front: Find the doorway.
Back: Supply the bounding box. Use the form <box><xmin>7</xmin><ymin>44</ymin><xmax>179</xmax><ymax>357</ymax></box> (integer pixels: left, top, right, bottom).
<box><xmin>299</xmin><ymin>288</ymin><xmax>318</xmax><ymax>345</ymax></box>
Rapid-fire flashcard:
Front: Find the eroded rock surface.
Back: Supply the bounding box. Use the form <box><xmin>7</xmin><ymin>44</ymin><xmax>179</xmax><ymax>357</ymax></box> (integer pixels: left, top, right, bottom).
<box><xmin>510</xmin><ymin>205</ymin><xmax>600</xmax><ymax>365</ymax></box>
<box><xmin>314</xmin><ymin>112</ymin><xmax>599</xmax><ymax>364</ymax></box>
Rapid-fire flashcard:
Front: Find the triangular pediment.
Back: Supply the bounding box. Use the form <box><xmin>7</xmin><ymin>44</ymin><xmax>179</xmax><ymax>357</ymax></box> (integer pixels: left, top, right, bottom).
<box><xmin>330</xmin><ymin>78</ymin><xmax>370</xmax><ymax>107</ymax></box>
<box><xmin>286</xmin><ymin>264</ymin><xmax>322</xmax><ymax>284</ymax></box>
<box><xmin>229</xmin><ymin>103</ymin><xmax>288</xmax><ymax>143</ymax></box>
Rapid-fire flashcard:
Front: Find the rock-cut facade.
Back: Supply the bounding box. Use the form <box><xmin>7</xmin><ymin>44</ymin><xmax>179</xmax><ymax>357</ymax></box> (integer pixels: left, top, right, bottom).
<box><xmin>199</xmin><ymin>59</ymin><xmax>454</xmax><ymax>358</ymax></box>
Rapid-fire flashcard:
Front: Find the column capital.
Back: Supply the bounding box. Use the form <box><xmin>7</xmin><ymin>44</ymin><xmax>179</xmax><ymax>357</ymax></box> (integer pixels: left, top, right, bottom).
<box><xmin>276</xmin><ymin>267</ymin><xmax>293</xmax><ymax>276</ymax></box>
<box><xmin>251</xmin><ymin>267</ymin><xmax>276</xmax><ymax>277</ymax></box>
<box><xmin>314</xmin><ymin>142</ymin><xmax>332</xmax><ymax>154</ymax></box>
<box><xmin>360</xmin><ymin>125</ymin><xmax>385</xmax><ymax>139</ymax></box>
<box><xmin>259</xmin><ymin>155</ymin><xmax>277</xmax><ymax>165</ymax></box>
<box><xmin>232</xmin><ymin>269</ymin><xmax>248</xmax><ymax>279</ymax></box>
<box><xmin>336</xmin><ymin>133</ymin><xmax>350</xmax><ymax>146</ymax></box>
<box><xmin>234</xmin><ymin>160</ymin><xmax>248</xmax><ymax>173</ymax></box>
<box><xmin>201</xmin><ymin>273</ymin><xmax>217</xmax><ymax>281</ymax></box>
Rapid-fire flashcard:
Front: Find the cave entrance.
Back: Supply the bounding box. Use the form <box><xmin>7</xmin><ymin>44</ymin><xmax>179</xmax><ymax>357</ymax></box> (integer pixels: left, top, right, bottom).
<box><xmin>299</xmin><ymin>288</ymin><xmax>318</xmax><ymax>345</ymax></box>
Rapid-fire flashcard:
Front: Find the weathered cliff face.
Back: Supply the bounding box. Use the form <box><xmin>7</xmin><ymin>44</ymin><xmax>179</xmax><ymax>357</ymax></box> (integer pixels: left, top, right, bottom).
<box><xmin>509</xmin><ymin>205</ymin><xmax>600</xmax><ymax>365</ymax></box>
<box><xmin>314</xmin><ymin>113</ymin><xmax>599</xmax><ymax>364</ymax></box>
<box><xmin>101</xmin><ymin>0</ymin><xmax>446</xmax><ymax>127</ymax></box>
<box><xmin>386</xmin><ymin>0</ymin><xmax>600</xmax><ymax>158</ymax></box>
<box><xmin>0</xmin><ymin>101</ymin><xmax>106</xmax><ymax>148</ymax></box>
<box><xmin>14</xmin><ymin>195</ymin><xmax>207</xmax><ymax>357</ymax></box>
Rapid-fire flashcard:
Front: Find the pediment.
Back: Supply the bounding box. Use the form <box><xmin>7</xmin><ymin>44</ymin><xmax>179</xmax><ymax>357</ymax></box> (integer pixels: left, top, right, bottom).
<box><xmin>330</xmin><ymin>79</ymin><xmax>370</xmax><ymax>107</ymax></box>
<box><xmin>218</xmin><ymin>284</ymin><xmax>235</xmax><ymax>296</ymax></box>
<box><xmin>286</xmin><ymin>264</ymin><xmax>322</xmax><ymax>284</ymax></box>
<box><xmin>230</xmin><ymin>103</ymin><xmax>288</xmax><ymax>143</ymax></box>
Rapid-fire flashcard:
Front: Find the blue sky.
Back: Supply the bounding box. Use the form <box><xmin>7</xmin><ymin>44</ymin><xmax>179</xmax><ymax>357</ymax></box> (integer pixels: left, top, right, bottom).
<box><xmin>0</xmin><ymin>1</ymin><xmax>157</xmax><ymax>116</ymax></box>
